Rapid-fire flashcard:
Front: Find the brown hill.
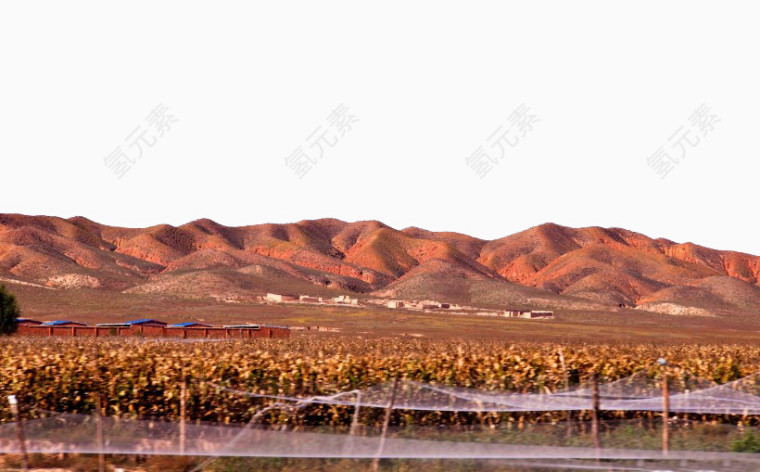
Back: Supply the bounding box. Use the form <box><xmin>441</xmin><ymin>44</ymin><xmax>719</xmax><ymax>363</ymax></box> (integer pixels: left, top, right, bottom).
<box><xmin>475</xmin><ymin>224</ymin><xmax>760</xmax><ymax>310</ymax></box>
<box><xmin>2</xmin><ymin>214</ymin><xmax>760</xmax><ymax>317</ymax></box>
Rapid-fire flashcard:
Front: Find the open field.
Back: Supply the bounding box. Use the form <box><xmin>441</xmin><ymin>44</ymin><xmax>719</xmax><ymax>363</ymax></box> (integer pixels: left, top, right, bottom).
<box><xmin>9</xmin><ymin>284</ymin><xmax>760</xmax><ymax>343</ymax></box>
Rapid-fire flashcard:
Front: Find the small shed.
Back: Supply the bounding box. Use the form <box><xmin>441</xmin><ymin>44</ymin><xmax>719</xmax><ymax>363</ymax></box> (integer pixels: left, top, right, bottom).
<box><xmin>266</xmin><ymin>293</ymin><xmax>297</xmax><ymax>303</ymax></box>
<box><xmin>504</xmin><ymin>310</ymin><xmax>530</xmax><ymax>318</ymax></box>
<box><xmin>332</xmin><ymin>295</ymin><xmax>359</xmax><ymax>305</ymax></box>
<box><xmin>266</xmin><ymin>293</ymin><xmax>283</xmax><ymax>303</ymax></box>
<box><xmin>527</xmin><ymin>310</ymin><xmax>554</xmax><ymax>319</ymax></box>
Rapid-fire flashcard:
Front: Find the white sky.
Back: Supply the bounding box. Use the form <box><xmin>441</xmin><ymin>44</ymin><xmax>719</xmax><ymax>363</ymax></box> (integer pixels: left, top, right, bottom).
<box><xmin>1</xmin><ymin>1</ymin><xmax>758</xmax><ymax>255</ymax></box>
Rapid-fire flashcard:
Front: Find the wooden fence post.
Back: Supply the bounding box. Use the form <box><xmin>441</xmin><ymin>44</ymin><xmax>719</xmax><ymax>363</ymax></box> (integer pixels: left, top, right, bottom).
<box><xmin>180</xmin><ymin>380</ymin><xmax>187</xmax><ymax>455</ymax></box>
<box><xmin>558</xmin><ymin>348</ymin><xmax>572</xmax><ymax>438</ymax></box>
<box><xmin>662</xmin><ymin>371</ymin><xmax>670</xmax><ymax>456</ymax></box>
<box><xmin>95</xmin><ymin>392</ymin><xmax>105</xmax><ymax>472</ymax></box>
<box><xmin>8</xmin><ymin>395</ymin><xmax>29</xmax><ymax>470</ymax></box>
<box><xmin>92</xmin><ymin>346</ymin><xmax>105</xmax><ymax>472</ymax></box>
<box><xmin>341</xmin><ymin>390</ymin><xmax>363</xmax><ymax>457</ymax></box>
<box><xmin>349</xmin><ymin>391</ymin><xmax>362</xmax><ymax>437</ymax></box>
<box><xmin>372</xmin><ymin>376</ymin><xmax>401</xmax><ymax>472</ymax></box>
<box><xmin>591</xmin><ymin>372</ymin><xmax>601</xmax><ymax>450</ymax></box>
<box><xmin>657</xmin><ymin>357</ymin><xmax>669</xmax><ymax>457</ymax></box>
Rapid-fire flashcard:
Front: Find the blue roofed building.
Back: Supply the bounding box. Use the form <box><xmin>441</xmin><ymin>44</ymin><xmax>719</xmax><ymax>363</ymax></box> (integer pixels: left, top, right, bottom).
<box><xmin>96</xmin><ymin>319</ymin><xmax>168</xmax><ymax>328</ymax></box>
<box><xmin>125</xmin><ymin>319</ymin><xmax>167</xmax><ymax>327</ymax></box>
<box><xmin>17</xmin><ymin>318</ymin><xmax>43</xmax><ymax>326</ymax></box>
<box><xmin>41</xmin><ymin>321</ymin><xmax>87</xmax><ymax>327</ymax></box>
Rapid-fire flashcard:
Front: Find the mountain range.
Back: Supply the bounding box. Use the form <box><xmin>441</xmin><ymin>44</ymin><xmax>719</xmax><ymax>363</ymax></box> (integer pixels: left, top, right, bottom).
<box><xmin>2</xmin><ymin>213</ymin><xmax>760</xmax><ymax>318</ymax></box>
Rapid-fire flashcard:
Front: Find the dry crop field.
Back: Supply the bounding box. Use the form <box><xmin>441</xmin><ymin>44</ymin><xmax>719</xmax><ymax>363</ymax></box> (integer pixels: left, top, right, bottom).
<box><xmin>1</xmin><ymin>337</ymin><xmax>758</xmax><ymax>426</ymax></box>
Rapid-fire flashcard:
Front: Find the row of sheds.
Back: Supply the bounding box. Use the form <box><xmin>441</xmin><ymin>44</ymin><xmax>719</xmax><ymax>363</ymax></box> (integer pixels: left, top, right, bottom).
<box><xmin>15</xmin><ymin>318</ymin><xmax>292</xmax><ymax>339</ymax></box>
<box><xmin>18</xmin><ymin>319</ymin><xmax>288</xmax><ymax>330</ymax></box>
<box><xmin>17</xmin><ymin>319</ymin><xmax>212</xmax><ymax>328</ymax></box>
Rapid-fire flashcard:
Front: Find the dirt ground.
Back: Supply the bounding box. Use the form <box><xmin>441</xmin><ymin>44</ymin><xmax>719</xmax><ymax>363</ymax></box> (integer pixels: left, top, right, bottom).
<box><xmin>8</xmin><ymin>284</ymin><xmax>760</xmax><ymax>344</ymax></box>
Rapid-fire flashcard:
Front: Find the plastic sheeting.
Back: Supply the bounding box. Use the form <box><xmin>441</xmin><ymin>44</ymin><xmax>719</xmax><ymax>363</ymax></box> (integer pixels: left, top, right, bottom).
<box><xmin>212</xmin><ymin>371</ymin><xmax>760</xmax><ymax>414</ymax></box>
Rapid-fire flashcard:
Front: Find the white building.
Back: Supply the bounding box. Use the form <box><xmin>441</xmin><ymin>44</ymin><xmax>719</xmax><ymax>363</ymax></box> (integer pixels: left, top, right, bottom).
<box><xmin>332</xmin><ymin>295</ymin><xmax>358</xmax><ymax>305</ymax></box>
<box><xmin>266</xmin><ymin>293</ymin><xmax>283</xmax><ymax>303</ymax></box>
<box><xmin>503</xmin><ymin>310</ymin><xmax>554</xmax><ymax>319</ymax></box>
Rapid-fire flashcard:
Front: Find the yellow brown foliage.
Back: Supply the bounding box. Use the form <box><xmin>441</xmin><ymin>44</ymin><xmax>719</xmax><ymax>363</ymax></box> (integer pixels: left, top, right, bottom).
<box><xmin>0</xmin><ymin>338</ymin><xmax>755</xmax><ymax>426</ymax></box>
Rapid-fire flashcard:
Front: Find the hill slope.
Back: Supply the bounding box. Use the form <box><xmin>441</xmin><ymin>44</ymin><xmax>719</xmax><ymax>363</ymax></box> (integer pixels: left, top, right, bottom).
<box><xmin>2</xmin><ymin>214</ymin><xmax>760</xmax><ymax>317</ymax></box>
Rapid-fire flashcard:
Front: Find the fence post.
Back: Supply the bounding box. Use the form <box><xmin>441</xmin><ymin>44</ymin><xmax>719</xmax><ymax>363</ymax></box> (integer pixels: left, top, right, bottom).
<box><xmin>180</xmin><ymin>380</ymin><xmax>187</xmax><ymax>455</ymax></box>
<box><xmin>341</xmin><ymin>390</ymin><xmax>363</xmax><ymax>457</ymax></box>
<box><xmin>657</xmin><ymin>358</ymin><xmax>669</xmax><ymax>457</ymax></box>
<box><xmin>92</xmin><ymin>346</ymin><xmax>105</xmax><ymax>472</ymax></box>
<box><xmin>662</xmin><ymin>371</ymin><xmax>670</xmax><ymax>456</ymax></box>
<box><xmin>8</xmin><ymin>395</ymin><xmax>29</xmax><ymax>470</ymax></box>
<box><xmin>558</xmin><ymin>348</ymin><xmax>572</xmax><ymax>438</ymax></box>
<box><xmin>95</xmin><ymin>392</ymin><xmax>105</xmax><ymax>472</ymax></box>
<box><xmin>591</xmin><ymin>372</ymin><xmax>601</xmax><ymax>450</ymax></box>
<box><xmin>350</xmin><ymin>391</ymin><xmax>362</xmax><ymax>436</ymax></box>
<box><xmin>372</xmin><ymin>375</ymin><xmax>401</xmax><ymax>472</ymax></box>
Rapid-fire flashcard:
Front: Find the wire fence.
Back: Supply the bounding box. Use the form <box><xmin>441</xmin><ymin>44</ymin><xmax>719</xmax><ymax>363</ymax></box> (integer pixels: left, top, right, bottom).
<box><xmin>208</xmin><ymin>370</ymin><xmax>760</xmax><ymax>414</ymax></box>
<box><xmin>5</xmin><ymin>370</ymin><xmax>760</xmax><ymax>470</ymax></box>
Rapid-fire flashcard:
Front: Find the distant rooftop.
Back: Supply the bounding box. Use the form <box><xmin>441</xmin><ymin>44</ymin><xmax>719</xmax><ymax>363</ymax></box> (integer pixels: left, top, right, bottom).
<box><xmin>41</xmin><ymin>321</ymin><xmax>86</xmax><ymax>326</ymax></box>
<box><xmin>125</xmin><ymin>319</ymin><xmax>167</xmax><ymax>326</ymax></box>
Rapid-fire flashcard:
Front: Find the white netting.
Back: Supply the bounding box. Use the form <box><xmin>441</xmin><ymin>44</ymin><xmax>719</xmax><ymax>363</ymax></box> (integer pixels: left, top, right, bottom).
<box><xmin>210</xmin><ymin>371</ymin><xmax>760</xmax><ymax>414</ymax></box>
<box><xmin>5</xmin><ymin>373</ymin><xmax>760</xmax><ymax>470</ymax></box>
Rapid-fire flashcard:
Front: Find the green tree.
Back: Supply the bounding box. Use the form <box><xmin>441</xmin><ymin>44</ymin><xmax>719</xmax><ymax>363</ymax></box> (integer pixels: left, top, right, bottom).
<box><xmin>0</xmin><ymin>284</ymin><xmax>21</xmax><ymax>335</ymax></box>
